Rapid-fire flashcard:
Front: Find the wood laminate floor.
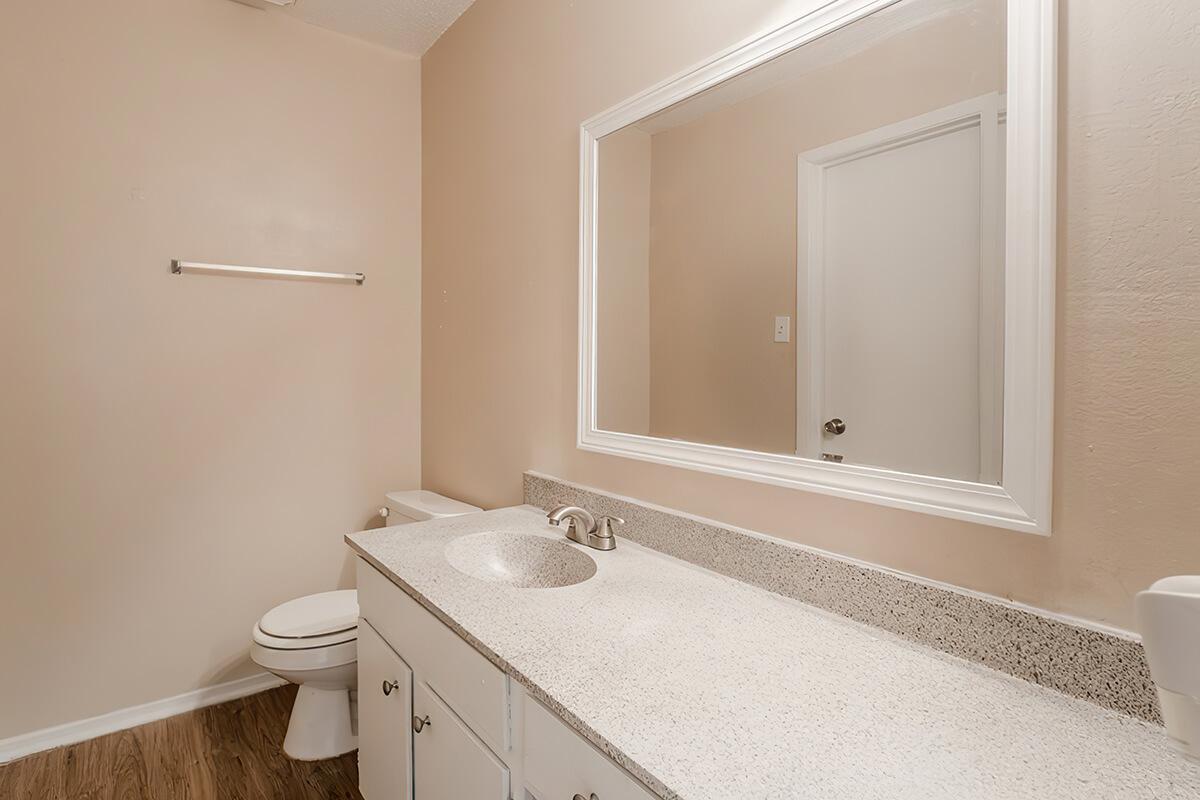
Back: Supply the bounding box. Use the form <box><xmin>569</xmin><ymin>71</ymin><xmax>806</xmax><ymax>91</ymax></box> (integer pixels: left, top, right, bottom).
<box><xmin>0</xmin><ymin>686</ymin><xmax>362</xmax><ymax>800</ymax></box>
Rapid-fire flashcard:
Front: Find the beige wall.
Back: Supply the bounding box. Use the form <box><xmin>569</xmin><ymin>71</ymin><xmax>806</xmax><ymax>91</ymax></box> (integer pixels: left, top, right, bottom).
<box><xmin>645</xmin><ymin>6</ymin><xmax>1004</xmax><ymax>454</ymax></box>
<box><xmin>595</xmin><ymin>126</ymin><xmax>651</xmax><ymax>435</ymax></box>
<box><xmin>0</xmin><ymin>0</ymin><xmax>420</xmax><ymax>739</ymax></box>
<box><xmin>422</xmin><ymin>0</ymin><xmax>1200</xmax><ymax>632</ymax></box>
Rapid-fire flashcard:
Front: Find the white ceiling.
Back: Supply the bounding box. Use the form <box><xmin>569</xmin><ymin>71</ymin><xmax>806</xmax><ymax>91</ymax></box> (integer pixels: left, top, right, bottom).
<box><xmin>239</xmin><ymin>0</ymin><xmax>477</xmax><ymax>57</ymax></box>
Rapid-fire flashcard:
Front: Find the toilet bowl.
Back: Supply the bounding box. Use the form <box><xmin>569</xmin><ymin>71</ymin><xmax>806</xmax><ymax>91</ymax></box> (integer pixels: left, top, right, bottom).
<box><xmin>251</xmin><ymin>590</ymin><xmax>360</xmax><ymax>760</ymax></box>
<box><xmin>251</xmin><ymin>490</ymin><xmax>481</xmax><ymax>761</ymax></box>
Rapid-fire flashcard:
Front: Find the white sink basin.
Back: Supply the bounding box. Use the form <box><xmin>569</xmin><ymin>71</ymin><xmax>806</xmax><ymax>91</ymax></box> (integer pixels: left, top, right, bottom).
<box><xmin>444</xmin><ymin>531</ymin><xmax>597</xmax><ymax>588</ymax></box>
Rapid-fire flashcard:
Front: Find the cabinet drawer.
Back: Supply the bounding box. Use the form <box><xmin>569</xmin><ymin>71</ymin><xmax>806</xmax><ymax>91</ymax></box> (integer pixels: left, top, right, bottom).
<box><xmin>524</xmin><ymin>697</ymin><xmax>657</xmax><ymax>800</ymax></box>
<box><xmin>357</xmin><ymin>557</ymin><xmax>510</xmax><ymax>756</ymax></box>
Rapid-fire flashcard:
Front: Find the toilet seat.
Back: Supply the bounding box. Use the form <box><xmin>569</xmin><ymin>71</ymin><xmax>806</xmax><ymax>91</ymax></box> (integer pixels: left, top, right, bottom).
<box><xmin>253</xmin><ymin>589</ymin><xmax>359</xmax><ymax>651</ymax></box>
<box><xmin>251</xmin><ymin>636</ymin><xmax>358</xmax><ymax>672</ymax></box>
<box><xmin>253</xmin><ymin>625</ymin><xmax>356</xmax><ymax>650</ymax></box>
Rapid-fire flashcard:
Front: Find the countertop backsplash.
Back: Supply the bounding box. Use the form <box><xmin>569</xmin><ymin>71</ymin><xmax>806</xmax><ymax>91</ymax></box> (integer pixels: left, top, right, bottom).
<box><xmin>523</xmin><ymin>471</ymin><xmax>1160</xmax><ymax>724</ymax></box>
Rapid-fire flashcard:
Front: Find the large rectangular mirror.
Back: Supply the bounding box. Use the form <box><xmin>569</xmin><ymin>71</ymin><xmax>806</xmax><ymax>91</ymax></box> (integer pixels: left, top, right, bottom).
<box><xmin>579</xmin><ymin>0</ymin><xmax>1056</xmax><ymax>533</ymax></box>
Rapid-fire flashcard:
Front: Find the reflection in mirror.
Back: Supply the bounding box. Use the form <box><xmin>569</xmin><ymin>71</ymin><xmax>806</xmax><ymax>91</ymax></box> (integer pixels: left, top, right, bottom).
<box><xmin>595</xmin><ymin>0</ymin><xmax>1006</xmax><ymax>484</ymax></box>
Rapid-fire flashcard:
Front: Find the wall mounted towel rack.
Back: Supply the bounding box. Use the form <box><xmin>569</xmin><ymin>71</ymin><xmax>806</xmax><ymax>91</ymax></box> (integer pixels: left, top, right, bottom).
<box><xmin>171</xmin><ymin>260</ymin><xmax>365</xmax><ymax>285</ymax></box>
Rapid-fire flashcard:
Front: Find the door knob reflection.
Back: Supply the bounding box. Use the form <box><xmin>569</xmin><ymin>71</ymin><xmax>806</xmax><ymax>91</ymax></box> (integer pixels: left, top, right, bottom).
<box><xmin>823</xmin><ymin>418</ymin><xmax>846</xmax><ymax>435</ymax></box>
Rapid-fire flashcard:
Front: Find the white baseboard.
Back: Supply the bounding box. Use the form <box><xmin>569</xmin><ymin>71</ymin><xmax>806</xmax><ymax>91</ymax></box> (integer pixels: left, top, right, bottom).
<box><xmin>0</xmin><ymin>672</ymin><xmax>287</xmax><ymax>765</ymax></box>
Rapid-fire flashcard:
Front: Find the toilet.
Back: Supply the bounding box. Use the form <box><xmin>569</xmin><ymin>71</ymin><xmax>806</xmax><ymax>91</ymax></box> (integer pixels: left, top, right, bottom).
<box><xmin>250</xmin><ymin>490</ymin><xmax>481</xmax><ymax>760</ymax></box>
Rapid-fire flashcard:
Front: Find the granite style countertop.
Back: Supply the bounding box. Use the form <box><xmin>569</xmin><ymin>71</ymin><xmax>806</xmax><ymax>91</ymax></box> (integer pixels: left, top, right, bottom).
<box><xmin>346</xmin><ymin>506</ymin><xmax>1200</xmax><ymax>800</ymax></box>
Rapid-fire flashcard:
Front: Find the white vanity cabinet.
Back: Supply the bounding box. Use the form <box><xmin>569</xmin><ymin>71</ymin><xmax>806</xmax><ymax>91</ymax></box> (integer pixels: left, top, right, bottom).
<box><xmin>355</xmin><ymin>557</ymin><xmax>657</xmax><ymax>800</ymax></box>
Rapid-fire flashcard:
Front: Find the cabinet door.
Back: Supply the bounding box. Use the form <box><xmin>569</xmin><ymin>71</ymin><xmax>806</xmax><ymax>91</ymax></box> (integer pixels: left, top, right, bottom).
<box><xmin>358</xmin><ymin>621</ymin><xmax>413</xmax><ymax>800</ymax></box>
<box><xmin>413</xmin><ymin>681</ymin><xmax>509</xmax><ymax>800</ymax></box>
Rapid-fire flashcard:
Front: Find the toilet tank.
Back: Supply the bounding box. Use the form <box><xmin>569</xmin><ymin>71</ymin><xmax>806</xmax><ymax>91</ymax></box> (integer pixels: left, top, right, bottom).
<box><xmin>383</xmin><ymin>490</ymin><xmax>481</xmax><ymax>525</ymax></box>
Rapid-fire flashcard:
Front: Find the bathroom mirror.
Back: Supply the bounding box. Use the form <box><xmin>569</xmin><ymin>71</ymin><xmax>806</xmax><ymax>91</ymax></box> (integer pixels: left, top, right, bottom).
<box><xmin>579</xmin><ymin>0</ymin><xmax>1056</xmax><ymax>533</ymax></box>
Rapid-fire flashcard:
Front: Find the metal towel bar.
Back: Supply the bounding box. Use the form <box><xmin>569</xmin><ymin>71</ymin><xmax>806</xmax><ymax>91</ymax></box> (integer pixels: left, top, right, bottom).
<box><xmin>171</xmin><ymin>260</ymin><xmax>365</xmax><ymax>285</ymax></box>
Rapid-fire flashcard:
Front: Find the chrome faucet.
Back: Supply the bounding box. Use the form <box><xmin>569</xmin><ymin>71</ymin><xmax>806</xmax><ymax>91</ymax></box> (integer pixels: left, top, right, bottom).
<box><xmin>546</xmin><ymin>505</ymin><xmax>623</xmax><ymax>551</ymax></box>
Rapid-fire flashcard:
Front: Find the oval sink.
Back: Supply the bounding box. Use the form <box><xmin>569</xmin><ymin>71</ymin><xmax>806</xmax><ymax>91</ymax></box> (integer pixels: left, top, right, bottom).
<box><xmin>444</xmin><ymin>531</ymin><xmax>597</xmax><ymax>588</ymax></box>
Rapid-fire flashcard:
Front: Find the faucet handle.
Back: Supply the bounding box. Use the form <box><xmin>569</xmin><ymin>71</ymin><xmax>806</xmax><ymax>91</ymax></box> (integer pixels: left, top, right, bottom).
<box><xmin>596</xmin><ymin>515</ymin><xmax>625</xmax><ymax>538</ymax></box>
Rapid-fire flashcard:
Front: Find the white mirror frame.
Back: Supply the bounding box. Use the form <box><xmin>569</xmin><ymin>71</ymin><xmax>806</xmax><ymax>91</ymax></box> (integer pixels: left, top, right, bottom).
<box><xmin>578</xmin><ymin>0</ymin><xmax>1056</xmax><ymax>534</ymax></box>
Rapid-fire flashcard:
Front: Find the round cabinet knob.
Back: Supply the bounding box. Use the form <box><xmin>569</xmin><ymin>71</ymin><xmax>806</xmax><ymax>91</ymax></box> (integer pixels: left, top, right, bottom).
<box><xmin>823</xmin><ymin>418</ymin><xmax>846</xmax><ymax>435</ymax></box>
<box><xmin>381</xmin><ymin>680</ymin><xmax>399</xmax><ymax>696</ymax></box>
<box><xmin>412</xmin><ymin>714</ymin><xmax>431</xmax><ymax>734</ymax></box>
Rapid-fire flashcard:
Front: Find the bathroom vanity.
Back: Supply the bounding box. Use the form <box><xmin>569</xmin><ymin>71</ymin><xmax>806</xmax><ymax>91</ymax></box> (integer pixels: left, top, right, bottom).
<box><xmin>348</xmin><ymin>507</ymin><xmax>1200</xmax><ymax>800</ymax></box>
<box><xmin>355</xmin><ymin>543</ymin><xmax>654</xmax><ymax>800</ymax></box>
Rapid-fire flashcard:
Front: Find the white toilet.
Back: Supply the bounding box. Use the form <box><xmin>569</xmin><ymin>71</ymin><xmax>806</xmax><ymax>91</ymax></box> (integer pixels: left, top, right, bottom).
<box><xmin>250</xmin><ymin>490</ymin><xmax>481</xmax><ymax>760</ymax></box>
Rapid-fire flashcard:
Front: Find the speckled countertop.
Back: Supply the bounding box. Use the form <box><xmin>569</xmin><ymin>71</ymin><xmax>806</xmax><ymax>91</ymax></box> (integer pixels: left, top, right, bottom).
<box><xmin>346</xmin><ymin>507</ymin><xmax>1200</xmax><ymax>800</ymax></box>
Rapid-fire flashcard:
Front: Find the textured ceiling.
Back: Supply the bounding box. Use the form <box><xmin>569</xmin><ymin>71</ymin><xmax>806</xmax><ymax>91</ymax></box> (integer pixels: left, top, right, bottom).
<box><xmin>263</xmin><ymin>0</ymin><xmax>477</xmax><ymax>57</ymax></box>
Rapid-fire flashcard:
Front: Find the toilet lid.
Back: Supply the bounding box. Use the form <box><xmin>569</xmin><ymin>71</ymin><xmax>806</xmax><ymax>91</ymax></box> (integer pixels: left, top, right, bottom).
<box><xmin>258</xmin><ymin>590</ymin><xmax>358</xmax><ymax>639</ymax></box>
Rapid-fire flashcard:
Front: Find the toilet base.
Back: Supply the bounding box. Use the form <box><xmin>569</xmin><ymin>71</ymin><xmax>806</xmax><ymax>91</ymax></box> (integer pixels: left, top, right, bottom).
<box><xmin>282</xmin><ymin>685</ymin><xmax>358</xmax><ymax>761</ymax></box>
